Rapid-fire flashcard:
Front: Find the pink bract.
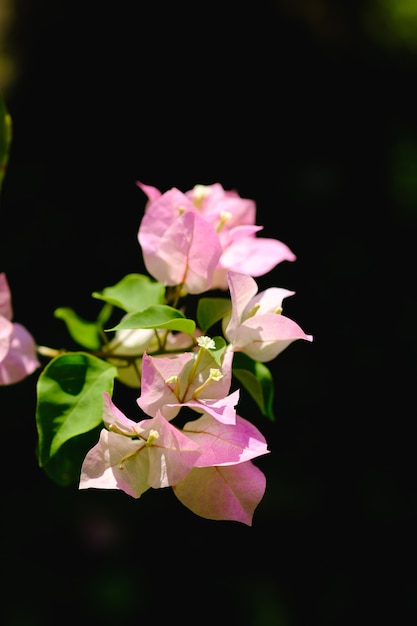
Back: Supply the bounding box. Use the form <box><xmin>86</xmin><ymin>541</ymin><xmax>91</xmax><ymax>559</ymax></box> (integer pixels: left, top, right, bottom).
<box><xmin>137</xmin><ymin>187</ymin><xmax>222</xmax><ymax>294</ymax></box>
<box><xmin>173</xmin><ymin>461</ymin><xmax>267</xmax><ymax>526</ymax></box>
<box><xmin>0</xmin><ymin>273</ymin><xmax>40</xmax><ymax>385</ymax></box>
<box><xmin>182</xmin><ymin>412</ymin><xmax>270</xmax><ymax>467</ymax></box>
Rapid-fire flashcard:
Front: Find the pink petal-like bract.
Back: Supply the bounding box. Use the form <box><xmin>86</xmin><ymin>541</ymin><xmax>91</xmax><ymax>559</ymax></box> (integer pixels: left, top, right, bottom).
<box><xmin>138</xmin><ymin>351</ymin><xmax>194</xmax><ymax>420</ymax></box>
<box><xmin>136</xmin><ymin>180</ymin><xmax>162</xmax><ymax>205</ymax></box>
<box><xmin>233</xmin><ymin>313</ymin><xmax>313</xmax><ymax>362</ymax></box>
<box><xmin>219</xmin><ymin>233</ymin><xmax>296</xmax><ymax>278</ymax></box>
<box><xmin>167</xmin><ymin>389</ymin><xmax>239</xmax><ymax>425</ymax></box>
<box><xmin>102</xmin><ymin>390</ymin><xmax>139</xmax><ymax>434</ymax></box>
<box><xmin>0</xmin><ymin>323</ymin><xmax>40</xmax><ymax>384</ymax></box>
<box><xmin>0</xmin><ymin>273</ymin><xmax>40</xmax><ymax>384</ymax></box>
<box><xmin>144</xmin><ymin>410</ymin><xmax>202</xmax><ymax>488</ymax></box>
<box><xmin>137</xmin><ymin>188</ymin><xmax>222</xmax><ymax>293</ymax></box>
<box><xmin>182</xmin><ymin>412</ymin><xmax>269</xmax><ymax>466</ymax></box>
<box><xmin>0</xmin><ymin>273</ymin><xmax>13</xmax><ymax>320</ymax></box>
<box><xmin>173</xmin><ymin>461</ymin><xmax>267</xmax><ymax>526</ymax></box>
<box><xmin>0</xmin><ymin>316</ymin><xmax>13</xmax><ymax>362</ymax></box>
<box><xmin>80</xmin><ymin>429</ymin><xmax>149</xmax><ymax>498</ymax></box>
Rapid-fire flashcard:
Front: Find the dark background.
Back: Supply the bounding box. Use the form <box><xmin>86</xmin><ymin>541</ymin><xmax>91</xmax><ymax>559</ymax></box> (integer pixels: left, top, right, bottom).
<box><xmin>1</xmin><ymin>1</ymin><xmax>416</xmax><ymax>624</ymax></box>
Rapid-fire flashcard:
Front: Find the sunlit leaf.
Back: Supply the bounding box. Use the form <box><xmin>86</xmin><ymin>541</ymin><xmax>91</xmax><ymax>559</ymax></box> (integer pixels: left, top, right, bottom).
<box><xmin>108</xmin><ymin>304</ymin><xmax>196</xmax><ymax>335</ymax></box>
<box><xmin>92</xmin><ymin>273</ymin><xmax>165</xmax><ymax>313</ymax></box>
<box><xmin>36</xmin><ymin>352</ymin><xmax>117</xmax><ymax>469</ymax></box>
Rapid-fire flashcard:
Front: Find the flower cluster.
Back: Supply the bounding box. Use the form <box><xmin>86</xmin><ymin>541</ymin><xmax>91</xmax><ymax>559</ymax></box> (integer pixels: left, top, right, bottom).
<box><xmin>1</xmin><ymin>175</ymin><xmax>313</xmax><ymax>526</ymax></box>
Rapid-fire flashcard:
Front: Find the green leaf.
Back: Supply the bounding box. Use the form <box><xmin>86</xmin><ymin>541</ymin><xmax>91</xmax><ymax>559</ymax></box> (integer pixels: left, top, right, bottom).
<box><xmin>232</xmin><ymin>352</ymin><xmax>276</xmax><ymax>421</ymax></box>
<box><xmin>196</xmin><ymin>297</ymin><xmax>231</xmax><ymax>333</ymax></box>
<box><xmin>209</xmin><ymin>336</ymin><xmax>227</xmax><ymax>366</ymax></box>
<box><xmin>108</xmin><ymin>304</ymin><xmax>196</xmax><ymax>335</ymax></box>
<box><xmin>54</xmin><ymin>307</ymin><xmax>103</xmax><ymax>350</ymax></box>
<box><xmin>0</xmin><ymin>93</ymin><xmax>12</xmax><ymax>191</ymax></box>
<box><xmin>92</xmin><ymin>273</ymin><xmax>165</xmax><ymax>313</ymax></box>
<box><xmin>40</xmin><ymin>426</ymin><xmax>102</xmax><ymax>487</ymax></box>
<box><xmin>36</xmin><ymin>352</ymin><xmax>117</xmax><ymax>469</ymax></box>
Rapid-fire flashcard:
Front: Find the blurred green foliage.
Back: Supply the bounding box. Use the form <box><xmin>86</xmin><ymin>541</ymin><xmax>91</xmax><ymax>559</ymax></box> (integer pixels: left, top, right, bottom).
<box><xmin>0</xmin><ymin>91</ymin><xmax>12</xmax><ymax>191</ymax></box>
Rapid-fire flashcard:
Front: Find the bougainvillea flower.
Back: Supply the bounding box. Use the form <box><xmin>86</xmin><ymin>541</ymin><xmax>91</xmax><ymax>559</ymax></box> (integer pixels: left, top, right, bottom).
<box><xmin>137</xmin><ymin>182</ymin><xmax>296</xmax><ymax>292</ymax></box>
<box><xmin>0</xmin><ymin>272</ymin><xmax>40</xmax><ymax>385</ymax></box>
<box><xmin>224</xmin><ymin>270</ymin><xmax>313</xmax><ymax>362</ymax></box>
<box><xmin>80</xmin><ymin>396</ymin><xmax>268</xmax><ymax>524</ymax></box>
<box><xmin>137</xmin><ymin>186</ymin><xmax>222</xmax><ymax>294</ymax></box>
<box><xmin>79</xmin><ymin>392</ymin><xmax>202</xmax><ymax>498</ymax></box>
<box><xmin>137</xmin><ymin>340</ymin><xmax>237</xmax><ymax>423</ymax></box>
<box><xmin>173</xmin><ymin>461</ymin><xmax>267</xmax><ymax>526</ymax></box>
